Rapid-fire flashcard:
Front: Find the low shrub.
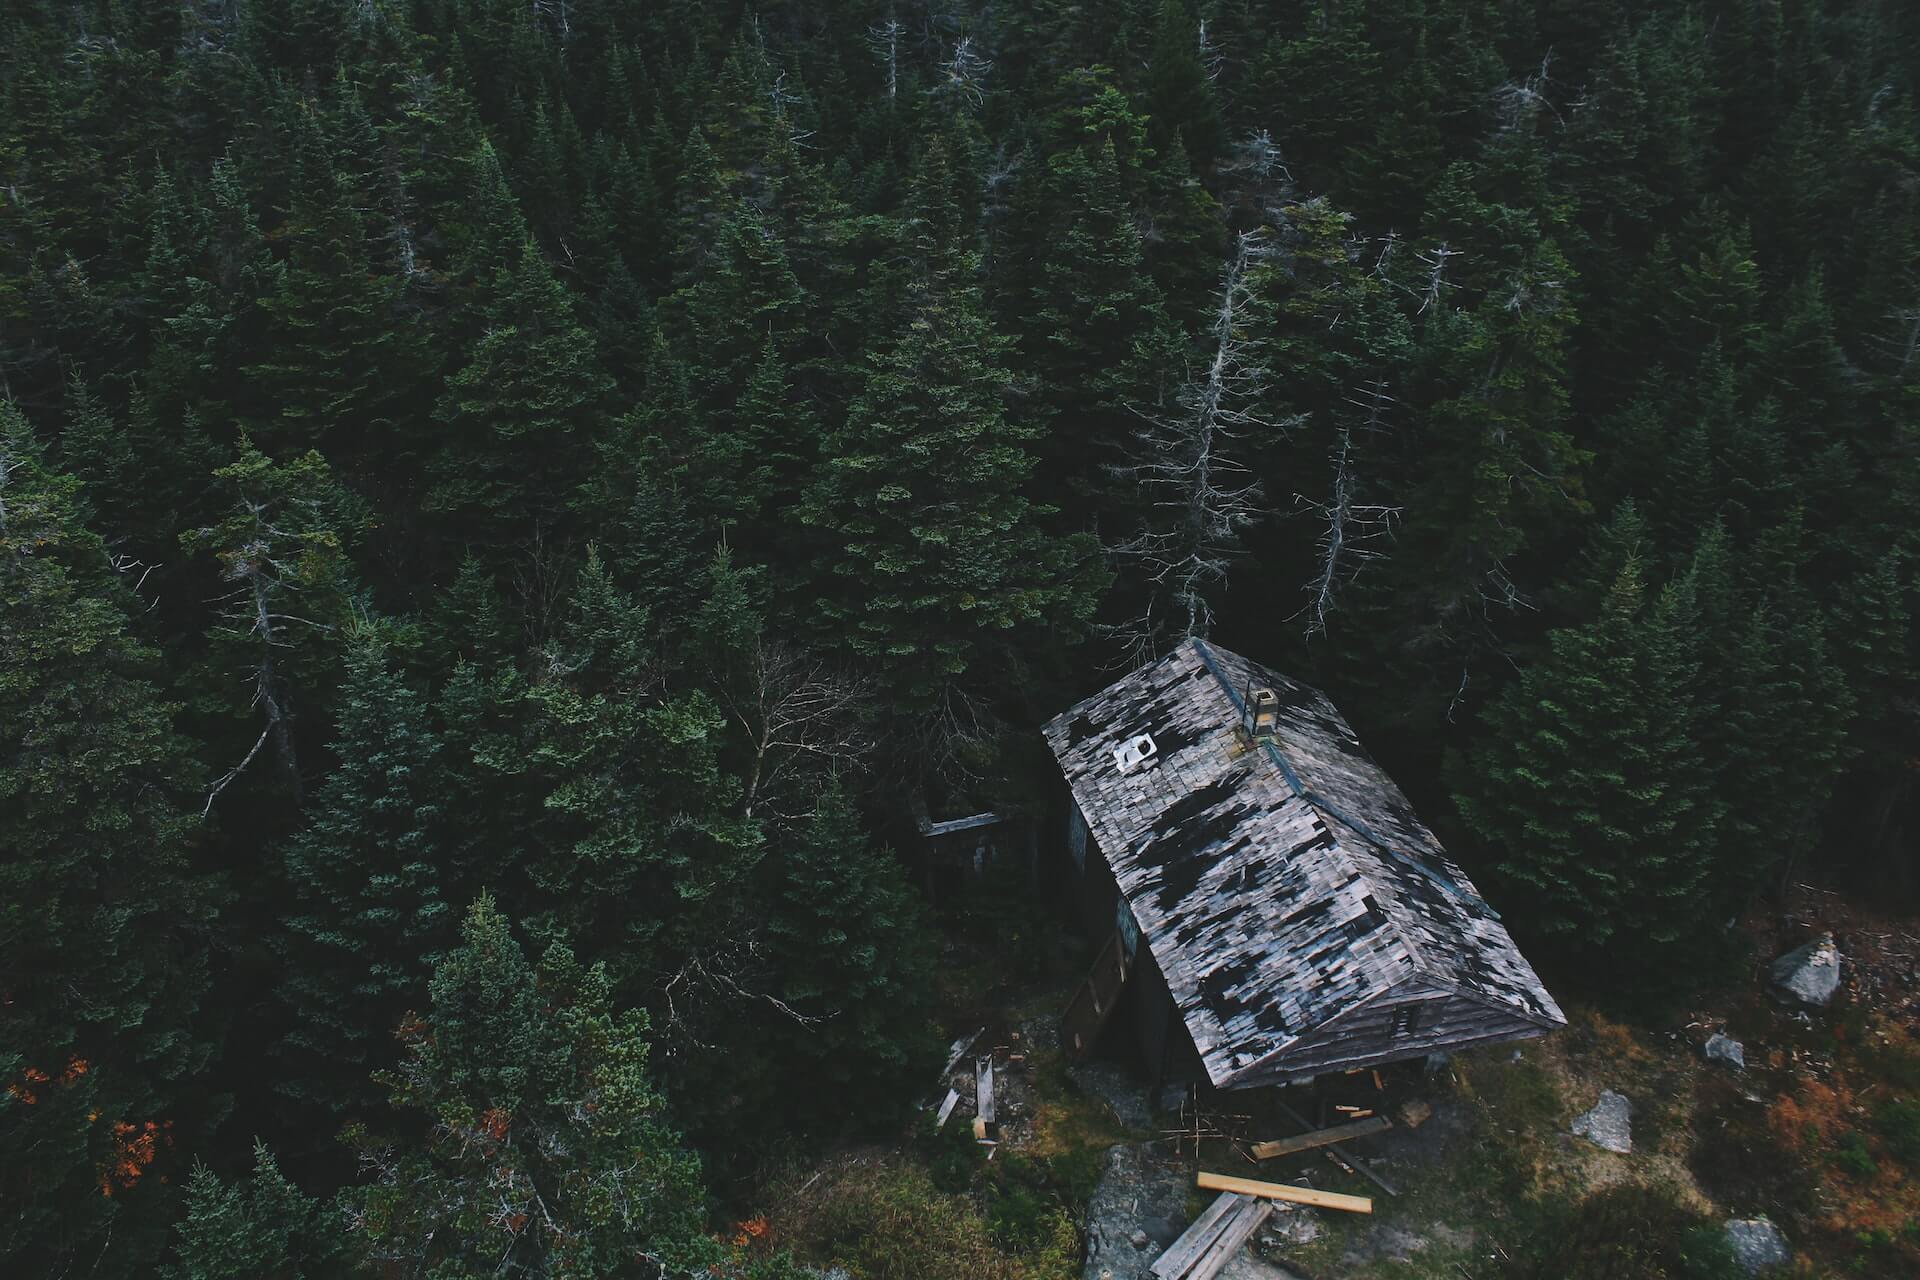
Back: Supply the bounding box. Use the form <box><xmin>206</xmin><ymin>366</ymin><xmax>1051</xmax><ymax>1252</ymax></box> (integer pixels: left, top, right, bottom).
<box><xmin>1498</xmin><ymin>1183</ymin><xmax>1744</xmax><ymax>1280</ymax></box>
<box><xmin>783</xmin><ymin>1161</ymin><xmax>1077</xmax><ymax>1280</ymax></box>
<box><xmin>1832</xmin><ymin>1131</ymin><xmax>1877</xmax><ymax>1178</ymax></box>
<box><xmin>1873</xmin><ymin>1098</ymin><xmax>1920</xmax><ymax>1166</ymax></box>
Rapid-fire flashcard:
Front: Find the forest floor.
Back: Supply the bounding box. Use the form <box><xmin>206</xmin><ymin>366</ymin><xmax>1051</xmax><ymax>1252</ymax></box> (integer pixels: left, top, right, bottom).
<box><xmin>754</xmin><ymin>882</ymin><xmax>1920</xmax><ymax>1280</ymax></box>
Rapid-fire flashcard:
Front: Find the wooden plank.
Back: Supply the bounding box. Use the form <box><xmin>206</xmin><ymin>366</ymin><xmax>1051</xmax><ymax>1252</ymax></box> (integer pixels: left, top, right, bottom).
<box><xmin>975</xmin><ymin>1055</ymin><xmax>996</xmax><ymax>1125</ymax></box>
<box><xmin>942</xmin><ymin>1027</ymin><xmax>984</xmax><ymax>1078</ymax></box>
<box><xmin>1276</xmin><ymin>1099</ymin><xmax>1399</xmax><ymax>1197</ymax></box>
<box><xmin>934</xmin><ymin>1089</ymin><xmax>960</xmax><ymax>1130</ymax></box>
<box><xmin>1184</xmin><ymin>1198</ymin><xmax>1273</xmax><ymax>1280</ymax></box>
<box><xmin>1251</xmin><ymin>1114</ymin><xmax>1391</xmax><ymax>1160</ymax></box>
<box><xmin>1149</xmin><ymin>1193</ymin><xmax>1246</xmax><ymax>1280</ymax></box>
<box><xmin>1195</xmin><ymin>1172</ymin><xmax>1373</xmax><ymax>1215</ymax></box>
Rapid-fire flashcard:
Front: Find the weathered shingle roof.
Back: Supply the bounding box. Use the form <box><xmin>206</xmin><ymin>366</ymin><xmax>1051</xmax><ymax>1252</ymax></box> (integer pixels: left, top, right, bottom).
<box><xmin>1042</xmin><ymin>639</ymin><xmax>1564</xmax><ymax>1087</ymax></box>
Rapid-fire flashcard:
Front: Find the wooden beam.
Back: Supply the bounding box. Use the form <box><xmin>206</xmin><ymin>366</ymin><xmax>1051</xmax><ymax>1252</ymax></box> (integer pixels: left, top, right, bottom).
<box><xmin>934</xmin><ymin>1089</ymin><xmax>960</xmax><ymax>1130</ymax></box>
<box><xmin>1195</xmin><ymin>1172</ymin><xmax>1373</xmax><ymax>1215</ymax></box>
<box><xmin>1251</xmin><ymin>1115</ymin><xmax>1391</xmax><ymax>1160</ymax></box>
<box><xmin>1275</xmin><ymin>1098</ymin><xmax>1399</xmax><ymax>1197</ymax></box>
<box><xmin>1149</xmin><ymin>1193</ymin><xmax>1245</xmax><ymax>1280</ymax></box>
<box><xmin>975</xmin><ymin>1055</ymin><xmax>996</xmax><ymax>1125</ymax></box>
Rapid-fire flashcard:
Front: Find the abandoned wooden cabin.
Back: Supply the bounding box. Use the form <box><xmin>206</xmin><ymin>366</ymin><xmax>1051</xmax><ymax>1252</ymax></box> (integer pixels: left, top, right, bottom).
<box><xmin>1041</xmin><ymin>638</ymin><xmax>1565</xmax><ymax>1090</ymax></box>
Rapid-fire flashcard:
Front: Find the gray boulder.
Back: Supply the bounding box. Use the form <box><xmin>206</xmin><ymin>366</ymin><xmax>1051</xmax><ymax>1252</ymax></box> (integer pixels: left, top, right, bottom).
<box><xmin>1770</xmin><ymin>932</ymin><xmax>1842</xmax><ymax>1007</ymax></box>
<box><xmin>1723</xmin><ymin>1217</ymin><xmax>1791</xmax><ymax>1274</ymax></box>
<box><xmin>1570</xmin><ymin>1089</ymin><xmax>1632</xmax><ymax>1153</ymax></box>
<box><xmin>1705</xmin><ymin>1032</ymin><xmax>1746</xmax><ymax>1070</ymax></box>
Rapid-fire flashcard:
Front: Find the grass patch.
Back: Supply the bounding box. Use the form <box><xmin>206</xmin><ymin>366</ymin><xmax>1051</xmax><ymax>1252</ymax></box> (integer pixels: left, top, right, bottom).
<box><xmin>1496</xmin><ymin>1183</ymin><xmax>1744</xmax><ymax>1280</ymax></box>
<box><xmin>1874</xmin><ymin>1099</ymin><xmax>1920</xmax><ymax>1167</ymax></box>
<box><xmin>775</xmin><ymin>1158</ymin><xmax>1078</xmax><ymax>1280</ymax></box>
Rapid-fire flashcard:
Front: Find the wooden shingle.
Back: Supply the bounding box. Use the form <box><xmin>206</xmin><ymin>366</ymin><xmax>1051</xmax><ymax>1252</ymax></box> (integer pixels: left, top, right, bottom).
<box><xmin>1042</xmin><ymin>639</ymin><xmax>1564</xmax><ymax>1087</ymax></box>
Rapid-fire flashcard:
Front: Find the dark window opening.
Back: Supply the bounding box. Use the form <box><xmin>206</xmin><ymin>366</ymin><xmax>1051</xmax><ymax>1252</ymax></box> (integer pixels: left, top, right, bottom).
<box><xmin>1390</xmin><ymin>1002</ymin><xmax>1429</xmax><ymax>1037</ymax></box>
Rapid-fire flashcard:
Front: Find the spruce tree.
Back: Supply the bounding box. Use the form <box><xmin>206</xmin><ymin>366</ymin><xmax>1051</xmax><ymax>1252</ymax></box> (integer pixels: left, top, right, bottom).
<box><xmin>763</xmin><ymin>784</ymin><xmax>938</xmax><ymax>1122</ymax></box>
<box><xmin>1</xmin><ymin>406</ymin><xmax>219</xmax><ymax>1278</ymax></box>
<box><xmin>1008</xmin><ymin>137</ymin><xmax>1178</xmax><ymax>508</ymax></box>
<box><xmin>183</xmin><ymin>439</ymin><xmax>365</xmax><ymax>810</ymax></box>
<box><xmin>341</xmin><ymin>897</ymin><xmax>715</xmax><ymax>1278</ymax></box>
<box><xmin>275</xmin><ymin>636</ymin><xmax>454</xmax><ymax>1122</ymax></box>
<box><xmin>1456</xmin><ymin>559</ymin><xmax>1722</xmax><ymax>967</ymax></box>
<box><xmin>798</xmin><ymin>234</ymin><xmax>1101</xmax><ymax>707</ymax></box>
<box><xmin>1144</xmin><ymin>0</ymin><xmax>1226</xmax><ymax>170</ymax></box>
<box><xmin>428</xmin><ymin>238</ymin><xmax>614</xmax><ymax>551</ymax></box>
<box><xmin>163</xmin><ymin>1142</ymin><xmax>346</xmax><ymax>1280</ymax></box>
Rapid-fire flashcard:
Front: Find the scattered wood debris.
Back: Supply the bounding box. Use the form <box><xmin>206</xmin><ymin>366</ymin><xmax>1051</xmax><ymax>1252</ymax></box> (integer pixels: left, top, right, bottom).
<box><xmin>1150</xmin><ymin>1191</ymin><xmax>1272</xmax><ymax>1280</ymax></box>
<box><xmin>1252</xmin><ymin>1114</ymin><xmax>1392</xmax><ymax>1160</ymax></box>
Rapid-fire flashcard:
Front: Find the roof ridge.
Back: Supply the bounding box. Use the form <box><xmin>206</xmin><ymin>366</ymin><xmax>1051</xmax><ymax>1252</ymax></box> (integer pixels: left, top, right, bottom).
<box><xmin>1187</xmin><ymin>639</ymin><xmax>1452</xmax><ymax>993</ymax></box>
<box><xmin>1188</xmin><ymin>639</ymin><xmax>1496</xmax><ymax>919</ymax></box>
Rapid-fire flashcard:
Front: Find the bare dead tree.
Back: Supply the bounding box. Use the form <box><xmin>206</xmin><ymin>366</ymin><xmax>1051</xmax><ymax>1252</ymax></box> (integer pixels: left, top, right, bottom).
<box><xmin>868</xmin><ymin>15</ymin><xmax>903</xmax><ymax>104</ymax></box>
<box><xmin>1878</xmin><ymin>301</ymin><xmax>1920</xmax><ymax>379</ymax></box>
<box><xmin>656</xmin><ymin>939</ymin><xmax>823</xmax><ymax>1055</ymax></box>
<box><xmin>767</xmin><ymin>70</ymin><xmax>817</xmax><ymax>149</ymax></box>
<box><xmin>1223</xmin><ymin>129</ymin><xmax>1291</xmax><ymax>184</ymax></box>
<box><xmin>198</xmin><ymin>506</ymin><xmax>337</xmax><ymax>814</ymax></box>
<box><xmin>708</xmin><ymin>635</ymin><xmax>875</xmax><ymax>821</ymax></box>
<box><xmin>1493</xmin><ymin>51</ymin><xmax>1562</xmax><ymax>132</ymax></box>
<box><xmin>1197</xmin><ymin>18</ymin><xmax>1225</xmax><ymax>81</ymax></box>
<box><xmin>934</xmin><ymin>36</ymin><xmax>993</xmax><ymax>111</ymax></box>
<box><xmin>1110</xmin><ymin>230</ymin><xmax>1292</xmax><ymax>643</ymax></box>
<box><xmin>1413</xmin><ymin>241</ymin><xmax>1460</xmax><ymax>314</ymax></box>
<box><xmin>1294</xmin><ymin>381</ymin><xmax>1400</xmax><ymax>636</ymax></box>
<box><xmin>529</xmin><ymin>0</ymin><xmax>572</xmax><ymax>41</ymax></box>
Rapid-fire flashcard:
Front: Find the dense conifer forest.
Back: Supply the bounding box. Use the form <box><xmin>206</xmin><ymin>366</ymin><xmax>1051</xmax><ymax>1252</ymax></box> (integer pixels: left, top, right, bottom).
<box><xmin>4</xmin><ymin>0</ymin><xmax>1920</xmax><ymax>1275</ymax></box>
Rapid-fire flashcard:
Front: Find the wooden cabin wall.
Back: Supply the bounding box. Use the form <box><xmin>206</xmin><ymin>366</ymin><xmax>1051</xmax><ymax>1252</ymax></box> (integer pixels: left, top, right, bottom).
<box><xmin>1234</xmin><ymin>982</ymin><xmax>1552</xmax><ymax>1086</ymax></box>
<box><xmin>1056</xmin><ymin>793</ymin><xmax>1123</xmax><ymax>942</ymax></box>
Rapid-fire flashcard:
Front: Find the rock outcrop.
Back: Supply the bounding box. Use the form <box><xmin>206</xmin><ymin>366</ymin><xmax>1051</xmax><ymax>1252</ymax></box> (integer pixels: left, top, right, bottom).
<box><xmin>1769</xmin><ymin>932</ymin><xmax>1842</xmax><ymax>1007</ymax></box>
<box><xmin>1705</xmin><ymin>1032</ymin><xmax>1746</xmax><ymax>1070</ymax></box>
<box><xmin>1570</xmin><ymin>1090</ymin><xmax>1632</xmax><ymax>1153</ymax></box>
<box><xmin>1723</xmin><ymin>1216</ymin><xmax>1791</xmax><ymax>1274</ymax></box>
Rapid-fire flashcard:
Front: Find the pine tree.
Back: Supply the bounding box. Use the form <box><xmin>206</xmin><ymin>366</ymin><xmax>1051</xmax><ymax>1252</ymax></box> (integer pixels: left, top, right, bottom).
<box><xmin>1456</xmin><ymin>559</ymin><xmax>1722</xmax><ymax>967</ymax></box>
<box><xmin>427</xmin><ymin>238</ymin><xmax>614</xmax><ymax>551</ymax></box>
<box><xmin>240</xmin><ymin>104</ymin><xmax>432</xmax><ymax>475</ymax></box>
<box><xmin>1008</xmin><ymin>137</ymin><xmax>1178</xmax><ymax>508</ymax></box>
<box><xmin>1144</xmin><ymin>0</ymin><xmax>1226</xmax><ymax>171</ymax></box>
<box><xmin>514</xmin><ymin>557</ymin><xmax>763</xmax><ymax>986</ymax></box>
<box><xmin>798</xmin><ymin>239</ymin><xmax>1101</xmax><ymax>707</ymax></box>
<box><xmin>275</xmin><ymin>636</ymin><xmax>454</xmax><ymax>1122</ymax></box>
<box><xmin>163</xmin><ymin>1142</ymin><xmax>346</xmax><ymax>1280</ymax></box>
<box><xmin>341</xmin><ymin>897</ymin><xmax>716</xmax><ymax>1278</ymax></box>
<box><xmin>1</xmin><ymin>406</ymin><xmax>220</xmax><ymax>1278</ymax></box>
<box><xmin>762</xmin><ymin>784</ymin><xmax>938</xmax><ymax>1123</ymax></box>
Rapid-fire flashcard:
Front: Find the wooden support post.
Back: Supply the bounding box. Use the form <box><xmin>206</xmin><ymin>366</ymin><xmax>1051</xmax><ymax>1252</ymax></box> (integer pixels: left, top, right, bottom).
<box><xmin>1195</xmin><ymin>1172</ymin><xmax>1372</xmax><ymax>1215</ymax></box>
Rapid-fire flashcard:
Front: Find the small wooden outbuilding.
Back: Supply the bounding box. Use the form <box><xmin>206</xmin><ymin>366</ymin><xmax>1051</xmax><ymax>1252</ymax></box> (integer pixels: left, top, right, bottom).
<box><xmin>1042</xmin><ymin>639</ymin><xmax>1565</xmax><ymax>1089</ymax></box>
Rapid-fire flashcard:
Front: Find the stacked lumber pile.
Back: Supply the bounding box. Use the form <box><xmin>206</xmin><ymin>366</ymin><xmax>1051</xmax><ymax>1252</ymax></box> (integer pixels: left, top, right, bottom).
<box><xmin>1149</xmin><ymin>1192</ymin><xmax>1272</xmax><ymax>1280</ymax></box>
